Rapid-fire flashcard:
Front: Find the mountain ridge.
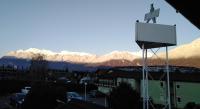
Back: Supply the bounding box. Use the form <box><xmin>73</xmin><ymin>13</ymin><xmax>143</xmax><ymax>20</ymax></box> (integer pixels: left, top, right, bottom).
<box><xmin>1</xmin><ymin>37</ymin><xmax>200</xmax><ymax>69</ymax></box>
<box><xmin>6</xmin><ymin>48</ymin><xmax>142</xmax><ymax>63</ymax></box>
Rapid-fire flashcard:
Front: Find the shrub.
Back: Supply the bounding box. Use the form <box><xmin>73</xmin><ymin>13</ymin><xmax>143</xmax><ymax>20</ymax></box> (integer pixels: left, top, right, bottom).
<box><xmin>108</xmin><ymin>82</ymin><xmax>141</xmax><ymax>109</ymax></box>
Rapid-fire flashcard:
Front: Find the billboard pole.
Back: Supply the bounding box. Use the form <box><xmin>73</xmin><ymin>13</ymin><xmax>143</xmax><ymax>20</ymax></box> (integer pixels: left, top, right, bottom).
<box><xmin>142</xmin><ymin>44</ymin><xmax>145</xmax><ymax>109</ymax></box>
<box><xmin>166</xmin><ymin>46</ymin><xmax>171</xmax><ymax>109</ymax></box>
<box><xmin>135</xmin><ymin>3</ymin><xmax>176</xmax><ymax>109</ymax></box>
<box><xmin>142</xmin><ymin>45</ymin><xmax>149</xmax><ymax>109</ymax></box>
<box><xmin>145</xmin><ymin>49</ymin><xmax>149</xmax><ymax>109</ymax></box>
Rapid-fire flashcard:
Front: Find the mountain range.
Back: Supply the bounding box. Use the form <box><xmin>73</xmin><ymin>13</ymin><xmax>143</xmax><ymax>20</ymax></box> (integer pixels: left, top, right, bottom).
<box><xmin>1</xmin><ymin>37</ymin><xmax>200</xmax><ymax>71</ymax></box>
<box><xmin>6</xmin><ymin>48</ymin><xmax>146</xmax><ymax>63</ymax></box>
<box><xmin>133</xmin><ymin>38</ymin><xmax>200</xmax><ymax>68</ymax></box>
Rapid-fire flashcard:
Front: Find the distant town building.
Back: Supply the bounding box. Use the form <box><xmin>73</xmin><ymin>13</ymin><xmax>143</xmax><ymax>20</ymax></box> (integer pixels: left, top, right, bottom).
<box><xmin>95</xmin><ymin>66</ymin><xmax>200</xmax><ymax>108</ymax></box>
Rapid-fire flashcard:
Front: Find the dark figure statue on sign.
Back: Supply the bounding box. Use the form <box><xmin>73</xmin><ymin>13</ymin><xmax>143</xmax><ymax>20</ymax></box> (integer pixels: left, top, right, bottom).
<box><xmin>147</xmin><ymin>4</ymin><xmax>156</xmax><ymax>23</ymax></box>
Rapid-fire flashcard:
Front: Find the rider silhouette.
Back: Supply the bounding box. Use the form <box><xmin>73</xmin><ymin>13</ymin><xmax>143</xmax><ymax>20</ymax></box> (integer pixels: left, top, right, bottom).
<box><xmin>146</xmin><ymin>4</ymin><xmax>156</xmax><ymax>23</ymax></box>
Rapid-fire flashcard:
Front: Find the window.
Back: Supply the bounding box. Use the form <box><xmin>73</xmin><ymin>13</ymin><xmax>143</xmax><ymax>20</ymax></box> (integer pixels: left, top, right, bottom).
<box><xmin>160</xmin><ymin>82</ymin><xmax>163</xmax><ymax>87</ymax></box>
<box><xmin>177</xmin><ymin>97</ymin><xmax>181</xmax><ymax>102</ymax></box>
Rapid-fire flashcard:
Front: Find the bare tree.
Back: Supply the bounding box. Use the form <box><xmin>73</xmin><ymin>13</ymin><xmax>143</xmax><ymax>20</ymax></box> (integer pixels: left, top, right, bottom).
<box><xmin>29</xmin><ymin>54</ymin><xmax>48</xmax><ymax>81</ymax></box>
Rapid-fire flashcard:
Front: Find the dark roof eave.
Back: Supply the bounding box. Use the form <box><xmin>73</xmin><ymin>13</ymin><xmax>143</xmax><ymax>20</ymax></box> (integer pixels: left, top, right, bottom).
<box><xmin>165</xmin><ymin>0</ymin><xmax>200</xmax><ymax>29</ymax></box>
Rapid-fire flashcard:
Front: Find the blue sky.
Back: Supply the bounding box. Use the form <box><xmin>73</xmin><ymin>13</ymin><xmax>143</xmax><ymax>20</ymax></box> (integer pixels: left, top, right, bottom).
<box><xmin>0</xmin><ymin>0</ymin><xmax>199</xmax><ymax>56</ymax></box>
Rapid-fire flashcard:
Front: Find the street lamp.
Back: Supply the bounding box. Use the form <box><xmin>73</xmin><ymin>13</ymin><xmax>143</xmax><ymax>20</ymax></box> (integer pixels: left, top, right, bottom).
<box><xmin>104</xmin><ymin>94</ymin><xmax>107</xmax><ymax>107</ymax></box>
<box><xmin>84</xmin><ymin>82</ymin><xmax>87</xmax><ymax>101</ymax></box>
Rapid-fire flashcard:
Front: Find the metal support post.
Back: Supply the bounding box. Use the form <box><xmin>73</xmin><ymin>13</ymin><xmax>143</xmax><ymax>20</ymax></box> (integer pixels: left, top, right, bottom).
<box><xmin>166</xmin><ymin>46</ymin><xmax>171</xmax><ymax>109</ymax></box>
<box><xmin>142</xmin><ymin>44</ymin><xmax>145</xmax><ymax>109</ymax></box>
<box><xmin>145</xmin><ymin>49</ymin><xmax>149</xmax><ymax>109</ymax></box>
<box><xmin>84</xmin><ymin>82</ymin><xmax>87</xmax><ymax>101</ymax></box>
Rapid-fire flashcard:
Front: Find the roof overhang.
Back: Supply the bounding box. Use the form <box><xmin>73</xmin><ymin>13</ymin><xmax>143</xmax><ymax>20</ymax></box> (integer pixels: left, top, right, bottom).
<box><xmin>165</xmin><ymin>0</ymin><xmax>200</xmax><ymax>29</ymax></box>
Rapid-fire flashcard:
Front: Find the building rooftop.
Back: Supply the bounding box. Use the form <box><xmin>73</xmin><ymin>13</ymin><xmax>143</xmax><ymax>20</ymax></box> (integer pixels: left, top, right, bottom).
<box><xmin>96</xmin><ymin>66</ymin><xmax>200</xmax><ymax>82</ymax></box>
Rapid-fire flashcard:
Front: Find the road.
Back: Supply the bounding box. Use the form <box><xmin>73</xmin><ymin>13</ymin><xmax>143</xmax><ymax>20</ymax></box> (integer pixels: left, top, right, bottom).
<box><xmin>80</xmin><ymin>93</ymin><xmax>107</xmax><ymax>107</ymax></box>
<box><xmin>1</xmin><ymin>92</ymin><xmax>107</xmax><ymax>109</ymax></box>
<box><xmin>0</xmin><ymin>95</ymin><xmax>13</xmax><ymax>109</ymax></box>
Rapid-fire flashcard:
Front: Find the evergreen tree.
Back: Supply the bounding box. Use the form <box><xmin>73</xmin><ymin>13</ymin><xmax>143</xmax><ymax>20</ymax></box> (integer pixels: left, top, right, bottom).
<box><xmin>108</xmin><ymin>82</ymin><xmax>141</xmax><ymax>109</ymax></box>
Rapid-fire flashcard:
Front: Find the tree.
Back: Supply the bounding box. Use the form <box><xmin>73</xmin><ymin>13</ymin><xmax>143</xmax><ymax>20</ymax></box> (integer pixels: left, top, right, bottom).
<box><xmin>184</xmin><ymin>102</ymin><xmax>196</xmax><ymax>109</ymax></box>
<box><xmin>29</xmin><ymin>54</ymin><xmax>48</xmax><ymax>81</ymax></box>
<box><xmin>108</xmin><ymin>82</ymin><xmax>141</xmax><ymax>109</ymax></box>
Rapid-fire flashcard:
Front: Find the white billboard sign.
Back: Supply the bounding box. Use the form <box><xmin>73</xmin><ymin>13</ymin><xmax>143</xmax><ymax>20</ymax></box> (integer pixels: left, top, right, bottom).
<box><xmin>135</xmin><ymin>22</ymin><xmax>176</xmax><ymax>49</ymax></box>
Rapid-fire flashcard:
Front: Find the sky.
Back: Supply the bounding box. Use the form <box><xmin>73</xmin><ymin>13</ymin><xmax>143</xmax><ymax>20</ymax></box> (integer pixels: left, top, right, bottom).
<box><xmin>0</xmin><ymin>0</ymin><xmax>199</xmax><ymax>57</ymax></box>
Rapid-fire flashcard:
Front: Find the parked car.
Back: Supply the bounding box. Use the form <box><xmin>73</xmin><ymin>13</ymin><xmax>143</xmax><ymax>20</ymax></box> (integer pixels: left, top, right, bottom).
<box><xmin>57</xmin><ymin>77</ymin><xmax>71</xmax><ymax>84</ymax></box>
<box><xmin>66</xmin><ymin>92</ymin><xmax>83</xmax><ymax>102</ymax></box>
<box><xmin>88</xmin><ymin>90</ymin><xmax>105</xmax><ymax>98</ymax></box>
<box><xmin>21</xmin><ymin>86</ymin><xmax>31</xmax><ymax>94</ymax></box>
<box><xmin>10</xmin><ymin>93</ymin><xmax>27</xmax><ymax>108</ymax></box>
<box><xmin>79</xmin><ymin>76</ymin><xmax>92</xmax><ymax>84</ymax></box>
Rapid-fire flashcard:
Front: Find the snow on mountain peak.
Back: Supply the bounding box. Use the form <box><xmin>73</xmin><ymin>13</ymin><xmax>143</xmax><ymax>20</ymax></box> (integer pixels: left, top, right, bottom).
<box><xmin>6</xmin><ymin>48</ymin><xmax>139</xmax><ymax>63</ymax></box>
<box><xmin>104</xmin><ymin>50</ymin><xmax>153</xmax><ymax>58</ymax></box>
<box><xmin>131</xmin><ymin>50</ymin><xmax>153</xmax><ymax>58</ymax></box>
<box><xmin>97</xmin><ymin>51</ymin><xmax>137</xmax><ymax>62</ymax></box>
<box><xmin>191</xmin><ymin>37</ymin><xmax>200</xmax><ymax>43</ymax></box>
<box><xmin>60</xmin><ymin>51</ymin><xmax>94</xmax><ymax>56</ymax></box>
<box><xmin>3</xmin><ymin>37</ymin><xmax>200</xmax><ymax>67</ymax></box>
<box><xmin>26</xmin><ymin>48</ymin><xmax>56</xmax><ymax>56</ymax></box>
<box><xmin>8</xmin><ymin>48</ymin><xmax>94</xmax><ymax>57</ymax></box>
<box><xmin>158</xmin><ymin>37</ymin><xmax>200</xmax><ymax>59</ymax></box>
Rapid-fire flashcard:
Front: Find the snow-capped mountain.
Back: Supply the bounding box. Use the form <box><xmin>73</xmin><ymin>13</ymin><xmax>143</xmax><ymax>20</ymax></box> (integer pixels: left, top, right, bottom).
<box><xmin>2</xmin><ymin>37</ymin><xmax>200</xmax><ymax>69</ymax></box>
<box><xmin>6</xmin><ymin>48</ymin><xmax>97</xmax><ymax>63</ymax></box>
<box><xmin>158</xmin><ymin>38</ymin><xmax>200</xmax><ymax>59</ymax></box>
<box><xmin>133</xmin><ymin>37</ymin><xmax>200</xmax><ymax>68</ymax></box>
<box><xmin>6</xmin><ymin>48</ymin><xmax>141</xmax><ymax>63</ymax></box>
<box><xmin>2</xmin><ymin>48</ymin><xmax>142</xmax><ymax>71</ymax></box>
